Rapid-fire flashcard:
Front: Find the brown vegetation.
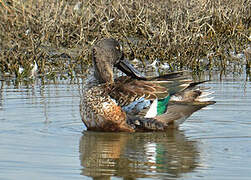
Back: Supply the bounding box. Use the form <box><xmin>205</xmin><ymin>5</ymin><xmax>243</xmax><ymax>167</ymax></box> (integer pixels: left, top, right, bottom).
<box><xmin>0</xmin><ymin>0</ymin><xmax>250</xmax><ymax>79</ymax></box>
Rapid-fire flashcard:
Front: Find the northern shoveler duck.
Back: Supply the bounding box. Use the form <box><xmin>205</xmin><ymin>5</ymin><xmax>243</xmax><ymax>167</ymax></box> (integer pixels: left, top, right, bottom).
<box><xmin>80</xmin><ymin>38</ymin><xmax>215</xmax><ymax>132</ymax></box>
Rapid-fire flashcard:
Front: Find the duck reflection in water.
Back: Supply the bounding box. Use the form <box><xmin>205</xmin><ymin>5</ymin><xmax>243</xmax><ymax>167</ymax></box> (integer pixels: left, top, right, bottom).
<box><xmin>79</xmin><ymin>130</ymin><xmax>200</xmax><ymax>179</ymax></box>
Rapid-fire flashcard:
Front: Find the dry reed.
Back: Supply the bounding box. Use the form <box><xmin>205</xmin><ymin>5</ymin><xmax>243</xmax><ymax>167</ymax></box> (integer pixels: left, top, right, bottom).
<box><xmin>0</xmin><ymin>0</ymin><xmax>250</xmax><ymax>79</ymax></box>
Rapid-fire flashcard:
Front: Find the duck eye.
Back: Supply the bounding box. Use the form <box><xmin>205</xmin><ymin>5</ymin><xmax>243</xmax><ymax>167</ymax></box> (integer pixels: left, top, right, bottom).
<box><xmin>115</xmin><ymin>45</ymin><xmax>120</xmax><ymax>50</ymax></box>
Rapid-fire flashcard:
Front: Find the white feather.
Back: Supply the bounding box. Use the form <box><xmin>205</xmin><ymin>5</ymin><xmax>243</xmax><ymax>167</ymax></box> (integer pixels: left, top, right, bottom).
<box><xmin>102</xmin><ymin>102</ymin><xmax>110</xmax><ymax>109</ymax></box>
<box><xmin>170</xmin><ymin>95</ymin><xmax>182</xmax><ymax>101</ymax></box>
<box><xmin>199</xmin><ymin>91</ymin><xmax>214</xmax><ymax>97</ymax></box>
<box><xmin>197</xmin><ymin>97</ymin><xmax>214</xmax><ymax>102</ymax></box>
<box><xmin>145</xmin><ymin>99</ymin><xmax>158</xmax><ymax>118</ymax></box>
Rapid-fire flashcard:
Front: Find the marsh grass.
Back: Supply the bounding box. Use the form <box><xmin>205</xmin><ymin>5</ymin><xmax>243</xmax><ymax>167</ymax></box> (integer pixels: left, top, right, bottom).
<box><xmin>0</xmin><ymin>0</ymin><xmax>250</xmax><ymax>79</ymax></box>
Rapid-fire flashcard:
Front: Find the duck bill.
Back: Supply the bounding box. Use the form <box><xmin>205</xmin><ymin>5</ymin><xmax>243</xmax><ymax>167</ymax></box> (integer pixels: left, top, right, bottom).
<box><xmin>115</xmin><ymin>59</ymin><xmax>146</xmax><ymax>80</ymax></box>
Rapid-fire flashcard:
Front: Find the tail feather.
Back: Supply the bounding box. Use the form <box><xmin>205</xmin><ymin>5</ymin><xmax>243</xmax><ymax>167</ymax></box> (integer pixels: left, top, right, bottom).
<box><xmin>155</xmin><ymin>100</ymin><xmax>215</xmax><ymax>128</ymax></box>
<box><xmin>147</xmin><ymin>71</ymin><xmax>186</xmax><ymax>81</ymax></box>
<box><xmin>196</xmin><ymin>91</ymin><xmax>215</xmax><ymax>102</ymax></box>
<box><xmin>185</xmin><ymin>80</ymin><xmax>210</xmax><ymax>90</ymax></box>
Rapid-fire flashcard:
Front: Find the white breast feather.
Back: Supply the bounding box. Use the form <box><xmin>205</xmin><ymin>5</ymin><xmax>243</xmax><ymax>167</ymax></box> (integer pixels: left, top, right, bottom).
<box><xmin>144</xmin><ymin>99</ymin><xmax>158</xmax><ymax>118</ymax></box>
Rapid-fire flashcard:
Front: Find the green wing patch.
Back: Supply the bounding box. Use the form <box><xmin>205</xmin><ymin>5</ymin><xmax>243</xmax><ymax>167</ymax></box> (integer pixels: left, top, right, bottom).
<box><xmin>157</xmin><ymin>95</ymin><xmax>170</xmax><ymax>115</ymax></box>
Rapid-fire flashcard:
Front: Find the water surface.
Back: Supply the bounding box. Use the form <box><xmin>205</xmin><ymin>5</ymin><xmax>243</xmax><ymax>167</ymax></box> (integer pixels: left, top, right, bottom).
<box><xmin>0</xmin><ymin>72</ymin><xmax>251</xmax><ymax>180</ymax></box>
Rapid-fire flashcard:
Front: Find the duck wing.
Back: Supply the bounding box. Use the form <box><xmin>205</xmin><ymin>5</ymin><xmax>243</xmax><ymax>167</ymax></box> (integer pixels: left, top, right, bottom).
<box><xmin>109</xmin><ymin>72</ymin><xmax>192</xmax><ymax>107</ymax></box>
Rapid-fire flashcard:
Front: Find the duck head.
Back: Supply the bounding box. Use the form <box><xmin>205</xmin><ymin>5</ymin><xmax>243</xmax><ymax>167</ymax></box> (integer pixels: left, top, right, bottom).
<box><xmin>92</xmin><ymin>38</ymin><xmax>145</xmax><ymax>83</ymax></box>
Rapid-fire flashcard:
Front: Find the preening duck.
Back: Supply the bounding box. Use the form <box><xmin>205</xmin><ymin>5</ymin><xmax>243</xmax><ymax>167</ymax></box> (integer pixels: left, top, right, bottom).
<box><xmin>80</xmin><ymin>38</ymin><xmax>215</xmax><ymax>132</ymax></box>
